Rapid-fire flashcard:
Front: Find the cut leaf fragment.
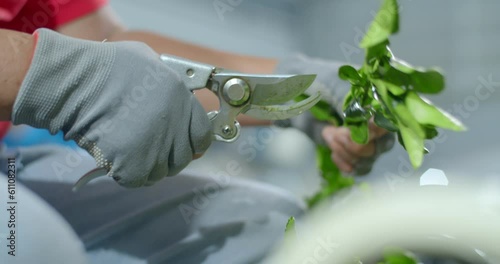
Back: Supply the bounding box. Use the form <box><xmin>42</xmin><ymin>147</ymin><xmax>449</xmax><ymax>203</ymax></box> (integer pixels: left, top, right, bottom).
<box><xmin>294</xmin><ymin>94</ymin><xmax>341</xmax><ymax>125</ymax></box>
<box><xmin>285</xmin><ymin>216</ymin><xmax>296</xmax><ymax>234</ymax></box>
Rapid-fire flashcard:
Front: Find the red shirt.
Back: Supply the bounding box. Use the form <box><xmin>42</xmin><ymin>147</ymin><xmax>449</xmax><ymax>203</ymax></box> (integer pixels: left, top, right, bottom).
<box><xmin>0</xmin><ymin>0</ymin><xmax>108</xmax><ymax>140</ymax></box>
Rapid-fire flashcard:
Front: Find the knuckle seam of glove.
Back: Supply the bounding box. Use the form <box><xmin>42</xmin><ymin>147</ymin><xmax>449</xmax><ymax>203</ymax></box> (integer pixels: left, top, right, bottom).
<box><xmin>74</xmin><ymin>134</ymin><xmax>113</xmax><ymax>177</ymax></box>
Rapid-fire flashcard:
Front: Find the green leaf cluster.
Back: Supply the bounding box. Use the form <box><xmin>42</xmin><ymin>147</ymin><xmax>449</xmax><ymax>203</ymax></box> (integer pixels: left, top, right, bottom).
<box><xmin>307</xmin><ymin>145</ymin><xmax>355</xmax><ymax>208</ymax></box>
<box><xmin>293</xmin><ymin>95</ymin><xmax>354</xmax><ymax>208</ymax></box>
<box><xmin>339</xmin><ymin>0</ymin><xmax>465</xmax><ymax>168</ymax></box>
<box><xmin>285</xmin><ymin>0</ymin><xmax>465</xmax><ymax>260</ymax></box>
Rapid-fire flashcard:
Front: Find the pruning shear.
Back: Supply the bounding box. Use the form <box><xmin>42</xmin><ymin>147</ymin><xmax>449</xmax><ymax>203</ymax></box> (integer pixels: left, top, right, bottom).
<box><xmin>74</xmin><ymin>55</ymin><xmax>320</xmax><ymax>191</ymax></box>
<box><xmin>160</xmin><ymin>54</ymin><xmax>321</xmax><ymax>142</ymax></box>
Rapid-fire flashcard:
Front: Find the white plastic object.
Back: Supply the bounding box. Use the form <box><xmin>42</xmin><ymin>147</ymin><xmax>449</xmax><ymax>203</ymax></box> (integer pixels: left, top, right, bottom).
<box><xmin>265</xmin><ymin>180</ymin><xmax>500</xmax><ymax>263</ymax></box>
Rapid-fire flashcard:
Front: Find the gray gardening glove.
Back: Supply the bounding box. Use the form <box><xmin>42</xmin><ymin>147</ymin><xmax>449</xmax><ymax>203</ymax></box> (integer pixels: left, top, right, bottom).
<box><xmin>12</xmin><ymin>29</ymin><xmax>212</xmax><ymax>187</ymax></box>
<box><xmin>274</xmin><ymin>54</ymin><xmax>395</xmax><ymax>175</ymax></box>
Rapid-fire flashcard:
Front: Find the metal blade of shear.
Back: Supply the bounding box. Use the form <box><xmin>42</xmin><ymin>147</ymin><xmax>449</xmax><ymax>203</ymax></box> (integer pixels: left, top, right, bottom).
<box><xmin>244</xmin><ymin>92</ymin><xmax>322</xmax><ymax>120</ymax></box>
<box><xmin>249</xmin><ymin>74</ymin><xmax>316</xmax><ymax>106</ymax></box>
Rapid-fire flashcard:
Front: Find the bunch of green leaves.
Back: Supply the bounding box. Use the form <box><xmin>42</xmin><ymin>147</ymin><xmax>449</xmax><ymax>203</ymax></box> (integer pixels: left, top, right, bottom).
<box><xmin>284</xmin><ymin>0</ymin><xmax>464</xmax><ymax>260</ymax></box>
<box><xmin>339</xmin><ymin>0</ymin><xmax>465</xmax><ymax>168</ymax></box>
<box><xmin>295</xmin><ymin>0</ymin><xmax>465</xmax><ymax>210</ymax></box>
<box><xmin>295</xmin><ymin>94</ymin><xmax>355</xmax><ymax>208</ymax></box>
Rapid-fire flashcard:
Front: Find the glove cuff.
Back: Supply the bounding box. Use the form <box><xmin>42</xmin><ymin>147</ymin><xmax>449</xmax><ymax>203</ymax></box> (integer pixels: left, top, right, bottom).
<box><xmin>12</xmin><ymin>29</ymin><xmax>116</xmax><ymax>135</ymax></box>
<box><xmin>353</xmin><ymin>132</ymin><xmax>396</xmax><ymax>175</ymax></box>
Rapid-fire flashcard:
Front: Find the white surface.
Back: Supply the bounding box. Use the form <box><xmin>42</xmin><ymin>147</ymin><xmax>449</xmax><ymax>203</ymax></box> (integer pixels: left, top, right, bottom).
<box><xmin>420</xmin><ymin>168</ymin><xmax>449</xmax><ymax>186</ymax></box>
<box><xmin>266</xmin><ymin>182</ymin><xmax>500</xmax><ymax>263</ymax></box>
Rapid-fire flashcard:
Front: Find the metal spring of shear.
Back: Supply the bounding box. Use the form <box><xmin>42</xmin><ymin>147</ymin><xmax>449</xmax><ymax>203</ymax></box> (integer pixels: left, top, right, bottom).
<box><xmin>73</xmin><ymin>54</ymin><xmax>321</xmax><ymax>191</ymax></box>
<box><xmin>159</xmin><ymin>54</ymin><xmax>321</xmax><ymax>143</ymax></box>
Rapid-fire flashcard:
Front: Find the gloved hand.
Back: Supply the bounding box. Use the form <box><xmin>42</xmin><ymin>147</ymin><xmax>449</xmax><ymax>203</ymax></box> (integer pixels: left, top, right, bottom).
<box><xmin>12</xmin><ymin>29</ymin><xmax>212</xmax><ymax>187</ymax></box>
<box><xmin>274</xmin><ymin>54</ymin><xmax>394</xmax><ymax>175</ymax></box>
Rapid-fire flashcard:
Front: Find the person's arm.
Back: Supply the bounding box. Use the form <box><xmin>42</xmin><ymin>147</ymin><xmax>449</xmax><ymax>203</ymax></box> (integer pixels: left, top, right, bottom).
<box><xmin>0</xmin><ymin>30</ymin><xmax>35</xmax><ymax>121</ymax></box>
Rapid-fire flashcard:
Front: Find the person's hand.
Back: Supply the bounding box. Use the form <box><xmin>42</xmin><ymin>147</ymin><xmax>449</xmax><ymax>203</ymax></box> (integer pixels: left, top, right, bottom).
<box><xmin>322</xmin><ymin>121</ymin><xmax>391</xmax><ymax>174</ymax></box>
<box><xmin>12</xmin><ymin>29</ymin><xmax>212</xmax><ymax>187</ymax></box>
<box><xmin>275</xmin><ymin>112</ymin><xmax>394</xmax><ymax>175</ymax></box>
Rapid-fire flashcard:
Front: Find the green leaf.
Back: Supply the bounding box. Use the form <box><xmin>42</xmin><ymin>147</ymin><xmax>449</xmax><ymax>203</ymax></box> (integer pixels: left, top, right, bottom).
<box><xmin>381</xmin><ymin>248</ymin><xmax>419</xmax><ymax>264</ymax></box>
<box><xmin>348</xmin><ymin>121</ymin><xmax>370</xmax><ymax>144</ymax></box>
<box><xmin>423</xmin><ymin>125</ymin><xmax>439</xmax><ymax>139</ymax></box>
<box><xmin>371</xmin><ymin>79</ymin><xmax>392</xmax><ymax>108</ymax></box>
<box><xmin>285</xmin><ymin>216</ymin><xmax>296</xmax><ymax>234</ymax></box>
<box><xmin>396</xmin><ymin>131</ymin><xmax>406</xmax><ymax>150</ymax></box>
<box><xmin>393</xmin><ymin>102</ymin><xmax>426</xmax><ymax>139</ymax></box>
<box><xmin>365</xmin><ymin>41</ymin><xmax>391</xmax><ymax>65</ymax></box>
<box><xmin>339</xmin><ymin>65</ymin><xmax>362</xmax><ymax>84</ymax></box>
<box><xmin>316</xmin><ymin>145</ymin><xmax>340</xmax><ymax>183</ymax></box>
<box><xmin>379</xmin><ymin>77</ymin><xmax>407</xmax><ymax>96</ymax></box>
<box><xmin>343</xmin><ymin>89</ymin><xmax>354</xmax><ymax>110</ymax></box>
<box><xmin>344</xmin><ymin>100</ymin><xmax>371</xmax><ymax>123</ymax></box>
<box><xmin>405</xmin><ymin>91</ymin><xmax>466</xmax><ymax>131</ymax></box>
<box><xmin>316</xmin><ymin>145</ymin><xmax>342</xmax><ymax>184</ymax></box>
<box><xmin>388</xmin><ymin>58</ymin><xmax>445</xmax><ymax>94</ymax></box>
<box><xmin>378</xmin><ymin>66</ymin><xmax>412</xmax><ymax>96</ymax></box>
<box><xmin>307</xmin><ymin>145</ymin><xmax>354</xmax><ymax>208</ymax></box>
<box><xmin>284</xmin><ymin>216</ymin><xmax>298</xmax><ymax>247</ymax></box>
<box><xmin>295</xmin><ymin>94</ymin><xmax>340</xmax><ymax>125</ymax></box>
<box><xmin>398</xmin><ymin>120</ymin><xmax>424</xmax><ymax>168</ymax></box>
<box><xmin>410</xmin><ymin>69</ymin><xmax>445</xmax><ymax>94</ymax></box>
<box><xmin>389</xmin><ymin>57</ymin><xmax>416</xmax><ymax>74</ymax></box>
<box><xmin>374</xmin><ymin>112</ymin><xmax>398</xmax><ymax>132</ymax></box>
<box><xmin>360</xmin><ymin>0</ymin><xmax>399</xmax><ymax>48</ymax></box>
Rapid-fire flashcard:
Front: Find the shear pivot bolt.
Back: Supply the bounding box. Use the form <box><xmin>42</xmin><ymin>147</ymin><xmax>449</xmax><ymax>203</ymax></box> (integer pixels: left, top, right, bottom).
<box><xmin>222</xmin><ymin>126</ymin><xmax>232</xmax><ymax>135</ymax></box>
<box><xmin>222</xmin><ymin>78</ymin><xmax>250</xmax><ymax>106</ymax></box>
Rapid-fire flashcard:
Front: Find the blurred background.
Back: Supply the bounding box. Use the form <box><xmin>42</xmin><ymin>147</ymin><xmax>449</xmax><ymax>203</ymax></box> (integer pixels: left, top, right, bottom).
<box><xmin>6</xmin><ymin>0</ymin><xmax>500</xmax><ymax>197</ymax></box>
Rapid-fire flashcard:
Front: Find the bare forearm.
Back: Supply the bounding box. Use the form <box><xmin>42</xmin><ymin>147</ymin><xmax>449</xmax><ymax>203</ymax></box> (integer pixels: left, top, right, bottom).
<box><xmin>57</xmin><ymin>7</ymin><xmax>275</xmax><ymax>126</ymax></box>
<box><xmin>108</xmin><ymin>30</ymin><xmax>278</xmax><ymax>74</ymax></box>
<box><xmin>0</xmin><ymin>30</ymin><xmax>35</xmax><ymax>121</ymax></box>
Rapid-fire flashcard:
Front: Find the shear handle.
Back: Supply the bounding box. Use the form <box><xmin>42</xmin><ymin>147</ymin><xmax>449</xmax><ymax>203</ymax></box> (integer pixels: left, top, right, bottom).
<box><xmin>160</xmin><ymin>54</ymin><xmax>215</xmax><ymax>91</ymax></box>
